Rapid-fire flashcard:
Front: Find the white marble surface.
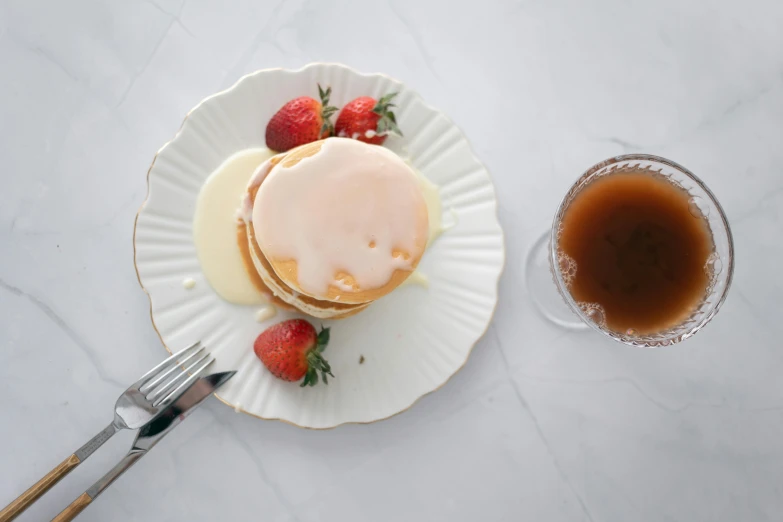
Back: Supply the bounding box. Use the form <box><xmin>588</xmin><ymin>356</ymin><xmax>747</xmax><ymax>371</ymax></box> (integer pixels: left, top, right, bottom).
<box><xmin>1</xmin><ymin>0</ymin><xmax>782</xmax><ymax>520</ymax></box>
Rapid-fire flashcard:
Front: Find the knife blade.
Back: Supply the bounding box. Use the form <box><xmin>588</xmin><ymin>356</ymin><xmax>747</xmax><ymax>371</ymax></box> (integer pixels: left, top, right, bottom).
<box><xmin>51</xmin><ymin>371</ymin><xmax>235</xmax><ymax>522</ymax></box>
<box><xmin>132</xmin><ymin>370</ymin><xmax>235</xmax><ymax>452</ymax></box>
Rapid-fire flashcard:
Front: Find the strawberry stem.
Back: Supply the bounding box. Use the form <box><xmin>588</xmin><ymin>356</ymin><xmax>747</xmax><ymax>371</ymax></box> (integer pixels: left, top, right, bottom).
<box><xmin>317</xmin><ymin>83</ymin><xmax>338</xmax><ymax>137</ymax></box>
<box><xmin>300</xmin><ymin>326</ymin><xmax>334</xmax><ymax>387</ymax></box>
<box><xmin>372</xmin><ymin>92</ymin><xmax>403</xmax><ymax>137</ymax></box>
<box><xmin>317</xmin><ymin>326</ymin><xmax>330</xmax><ymax>352</ymax></box>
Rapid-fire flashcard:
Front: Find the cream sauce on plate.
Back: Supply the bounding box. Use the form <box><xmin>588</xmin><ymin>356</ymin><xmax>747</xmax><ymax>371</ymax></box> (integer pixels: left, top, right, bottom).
<box><xmin>193</xmin><ymin>148</ymin><xmax>276</xmax><ymax>305</ymax></box>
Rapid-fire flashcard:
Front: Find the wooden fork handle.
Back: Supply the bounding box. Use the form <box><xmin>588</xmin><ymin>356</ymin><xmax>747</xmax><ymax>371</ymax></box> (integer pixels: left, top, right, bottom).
<box><xmin>0</xmin><ymin>423</ymin><xmax>117</xmax><ymax>522</ymax></box>
<box><xmin>51</xmin><ymin>493</ymin><xmax>92</xmax><ymax>522</ymax></box>
<box><xmin>0</xmin><ymin>454</ymin><xmax>80</xmax><ymax>522</ymax></box>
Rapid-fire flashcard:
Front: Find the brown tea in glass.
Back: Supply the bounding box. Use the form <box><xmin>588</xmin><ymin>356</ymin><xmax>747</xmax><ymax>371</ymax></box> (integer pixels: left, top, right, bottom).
<box><xmin>557</xmin><ymin>171</ymin><xmax>714</xmax><ymax>335</ymax></box>
<box><xmin>526</xmin><ymin>154</ymin><xmax>734</xmax><ymax>347</ymax></box>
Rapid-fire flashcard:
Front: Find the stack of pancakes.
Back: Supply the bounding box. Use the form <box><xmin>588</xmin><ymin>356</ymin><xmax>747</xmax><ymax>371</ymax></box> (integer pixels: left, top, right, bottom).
<box><xmin>238</xmin><ymin>138</ymin><xmax>429</xmax><ymax>319</ymax></box>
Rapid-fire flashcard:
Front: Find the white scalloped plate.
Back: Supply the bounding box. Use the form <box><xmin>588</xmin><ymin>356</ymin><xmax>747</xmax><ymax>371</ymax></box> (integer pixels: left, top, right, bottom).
<box><xmin>134</xmin><ymin>64</ymin><xmax>505</xmax><ymax>429</ymax></box>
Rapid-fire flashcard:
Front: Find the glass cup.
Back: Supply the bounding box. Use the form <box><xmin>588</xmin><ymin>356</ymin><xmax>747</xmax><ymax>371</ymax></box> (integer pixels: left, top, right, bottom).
<box><xmin>526</xmin><ymin>154</ymin><xmax>734</xmax><ymax>347</ymax></box>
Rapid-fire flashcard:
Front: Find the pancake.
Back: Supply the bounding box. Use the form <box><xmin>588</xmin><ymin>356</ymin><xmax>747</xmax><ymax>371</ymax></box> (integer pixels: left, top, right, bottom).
<box><xmin>244</xmin><ymin>216</ymin><xmax>369</xmax><ymax>319</ymax></box>
<box><xmin>239</xmin><ymin>170</ymin><xmax>368</xmax><ymax>319</ymax></box>
<box><xmin>251</xmin><ymin>138</ymin><xmax>429</xmax><ymax>305</ymax></box>
<box><xmin>236</xmin><ymin>221</ymin><xmax>295</xmax><ymax>311</ymax></box>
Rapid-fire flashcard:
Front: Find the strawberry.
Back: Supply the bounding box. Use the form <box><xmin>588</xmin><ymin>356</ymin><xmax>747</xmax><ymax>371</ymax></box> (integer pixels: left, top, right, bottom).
<box><xmin>334</xmin><ymin>92</ymin><xmax>402</xmax><ymax>145</ymax></box>
<box><xmin>253</xmin><ymin>319</ymin><xmax>333</xmax><ymax>387</ymax></box>
<box><xmin>265</xmin><ymin>84</ymin><xmax>338</xmax><ymax>152</ymax></box>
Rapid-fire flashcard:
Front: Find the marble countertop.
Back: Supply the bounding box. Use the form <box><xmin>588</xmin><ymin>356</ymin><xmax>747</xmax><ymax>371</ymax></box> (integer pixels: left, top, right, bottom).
<box><xmin>1</xmin><ymin>1</ymin><xmax>782</xmax><ymax>520</ymax></box>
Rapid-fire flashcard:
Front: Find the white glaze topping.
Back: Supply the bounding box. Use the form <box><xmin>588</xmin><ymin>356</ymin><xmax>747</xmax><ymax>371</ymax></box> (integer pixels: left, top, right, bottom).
<box><xmin>252</xmin><ymin>138</ymin><xmax>429</xmax><ymax>297</ymax></box>
<box><xmin>254</xmin><ymin>305</ymin><xmax>277</xmax><ymax>322</ymax></box>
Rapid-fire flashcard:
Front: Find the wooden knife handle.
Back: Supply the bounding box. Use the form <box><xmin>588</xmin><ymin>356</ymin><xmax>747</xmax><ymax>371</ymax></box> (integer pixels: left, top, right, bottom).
<box><xmin>51</xmin><ymin>492</ymin><xmax>92</xmax><ymax>522</ymax></box>
<box><xmin>0</xmin><ymin>454</ymin><xmax>80</xmax><ymax>522</ymax></box>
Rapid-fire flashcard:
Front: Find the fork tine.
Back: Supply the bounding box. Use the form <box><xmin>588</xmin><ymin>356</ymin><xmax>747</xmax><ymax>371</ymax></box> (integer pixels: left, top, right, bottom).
<box><xmin>139</xmin><ymin>346</ymin><xmax>206</xmax><ymax>393</ymax></box>
<box><xmin>146</xmin><ymin>352</ymin><xmax>212</xmax><ymax>404</ymax></box>
<box><xmin>153</xmin><ymin>356</ymin><xmax>215</xmax><ymax>408</ymax></box>
<box><xmin>135</xmin><ymin>341</ymin><xmax>201</xmax><ymax>386</ymax></box>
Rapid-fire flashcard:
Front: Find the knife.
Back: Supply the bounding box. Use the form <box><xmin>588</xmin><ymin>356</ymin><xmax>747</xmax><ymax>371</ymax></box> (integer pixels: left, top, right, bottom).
<box><xmin>51</xmin><ymin>371</ymin><xmax>235</xmax><ymax>522</ymax></box>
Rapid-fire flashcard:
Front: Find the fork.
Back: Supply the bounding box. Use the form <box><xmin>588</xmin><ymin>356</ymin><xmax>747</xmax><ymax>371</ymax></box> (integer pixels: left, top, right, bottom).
<box><xmin>0</xmin><ymin>341</ymin><xmax>214</xmax><ymax>522</ymax></box>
